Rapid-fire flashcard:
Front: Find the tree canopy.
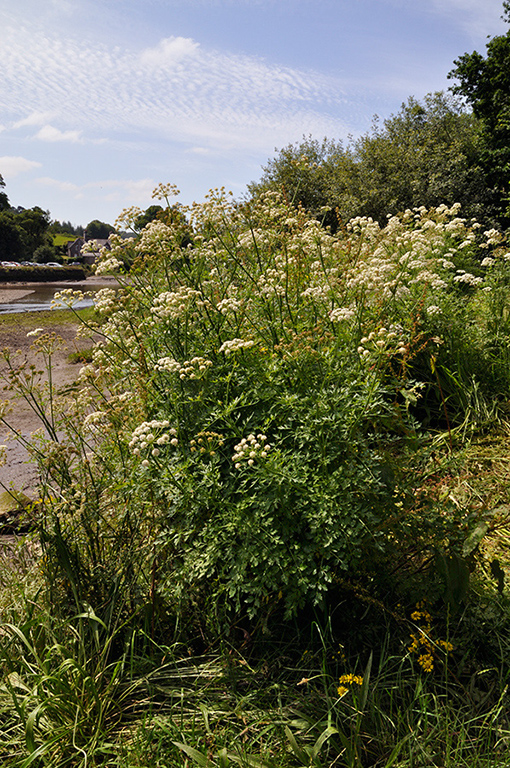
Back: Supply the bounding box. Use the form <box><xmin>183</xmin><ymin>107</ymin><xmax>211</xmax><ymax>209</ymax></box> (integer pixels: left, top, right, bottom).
<box><xmin>0</xmin><ymin>174</ymin><xmax>10</xmax><ymax>212</ymax></box>
<box><xmin>448</xmin><ymin>2</ymin><xmax>510</xmax><ymax>224</ymax></box>
<box><xmin>0</xmin><ymin>206</ymin><xmax>53</xmax><ymax>261</ymax></box>
<box><xmin>85</xmin><ymin>219</ymin><xmax>115</xmax><ymax>239</ymax></box>
<box><xmin>250</xmin><ymin>92</ymin><xmax>497</xmax><ymax>229</ymax></box>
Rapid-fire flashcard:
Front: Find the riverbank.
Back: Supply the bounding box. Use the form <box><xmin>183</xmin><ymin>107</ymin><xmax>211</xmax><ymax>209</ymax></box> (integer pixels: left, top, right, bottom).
<box><xmin>0</xmin><ymin>288</ymin><xmax>107</xmax><ymax>494</ymax></box>
<box><xmin>0</xmin><ymin>275</ymin><xmax>118</xmax><ymax>306</ymax></box>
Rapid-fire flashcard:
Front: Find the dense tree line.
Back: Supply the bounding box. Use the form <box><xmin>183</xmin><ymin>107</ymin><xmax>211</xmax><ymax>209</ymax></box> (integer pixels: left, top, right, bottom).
<box><xmin>249</xmin><ymin>92</ymin><xmax>499</xmax><ymax>230</ymax></box>
<box><xmin>0</xmin><ymin>174</ymin><xmax>117</xmax><ymax>262</ymax></box>
<box><xmin>0</xmin><ymin>176</ymin><xmax>54</xmax><ymax>262</ymax></box>
<box><xmin>48</xmin><ymin>219</ymin><xmax>84</xmax><ymax>237</ymax></box>
<box><xmin>251</xmin><ymin>5</ymin><xmax>510</xmax><ymax>231</ymax></box>
<box><xmin>448</xmin><ymin>1</ymin><xmax>510</xmax><ymax>227</ymax></box>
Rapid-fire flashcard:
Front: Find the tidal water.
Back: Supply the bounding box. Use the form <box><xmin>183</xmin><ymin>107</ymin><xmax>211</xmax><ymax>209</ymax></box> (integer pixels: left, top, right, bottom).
<box><xmin>0</xmin><ymin>283</ymin><xmax>96</xmax><ymax>314</ymax></box>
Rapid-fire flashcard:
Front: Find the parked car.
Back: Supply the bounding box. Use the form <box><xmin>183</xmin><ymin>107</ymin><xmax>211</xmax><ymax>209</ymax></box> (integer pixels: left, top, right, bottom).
<box><xmin>44</xmin><ymin>262</ymin><xmax>63</xmax><ymax>268</ymax></box>
<box><xmin>1</xmin><ymin>261</ymin><xmax>19</xmax><ymax>267</ymax></box>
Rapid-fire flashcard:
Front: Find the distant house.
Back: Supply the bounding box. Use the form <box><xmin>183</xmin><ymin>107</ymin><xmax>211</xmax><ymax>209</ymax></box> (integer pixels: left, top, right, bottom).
<box><xmin>66</xmin><ymin>237</ymin><xmax>85</xmax><ymax>262</ymax></box>
<box><xmin>66</xmin><ymin>237</ymin><xmax>111</xmax><ymax>265</ymax></box>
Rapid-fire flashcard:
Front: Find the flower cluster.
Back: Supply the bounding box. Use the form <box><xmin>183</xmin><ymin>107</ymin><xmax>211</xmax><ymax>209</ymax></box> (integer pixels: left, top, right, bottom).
<box><xmin>152</xmin><ymin>182</ymin><xmax>180</xmax><ymax>201</ymax></box>
<box><xmin>137</xmin><ymin>221</ymin><xmax>175</xmax><ymax>256</ymax></box>
<box><xmin>453</xmin><ymin>270</ymin><xmax>484</xmax><ymax>287</ymax></box>
<box><xmin>219</xmin><ymin>338</ymin><xmax>255</xmax><ymax>355</ymax></box>
<box><xmin>155</xmin><ymin>356</ymin><xmax>213</xmax><ymax>379</ymax></box>
<box><xmin>82</xmin><ymin>410</ymin><xmax>112</xmax><ymax>436</ymax></box>
<box><xmin>357</xmin><ymin>326</ymin><xmax>407</xmax><ymax>359</ymax></box>
<box><xmin>337</xmin><ymin>673</ymin><xmax>364</xmax><ymax>697</ymax></box>
<box><xmin>408</xmin><ymin>601</ymin><xmax>453</xmax><ymax>673</ymax></box>
<box><xmin>216</xmin><ymin>296</ymin><xmax>242</xmax><ymax>314</ymax></box>
<box><xmin>190</xmin><ymin>431</ymin><xmax>225</xmax><ymax>457</ymax></box>
<box><xmin>232</xmin><ymin>433</ymin><xmax>270</xmax><ymax>469</ymax></box>
<box><xmin>50</xmin><ymin>289</ymin><xmax>86</xmax><ymax>309</ymax></box>
<box><xmin>94</xmin><ymin>256</ymin><xmax>123</xmax><ymax>275</ymax></box>
<box><xmin>151</xmin><ymin>287</ymin><xmax>204</xmax><ymax>320</ymax></box>
<box><xmin>93</xmin><ymin>288</ymin><xmax>118</xmax><ymax>315</ymax></box>
<box><xmin>128</xmin><ymin>420</ymin><xmax>177</xmax><ymax>466</ymax></box>
<box><xmin>329</xmin><ymin>306</ymin><xmax>355</xmax><ymax>323</ymax></box>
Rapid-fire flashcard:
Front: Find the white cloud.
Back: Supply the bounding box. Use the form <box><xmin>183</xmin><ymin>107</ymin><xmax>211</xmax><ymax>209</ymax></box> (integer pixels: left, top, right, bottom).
<box><xmin>139</xmin><ymin>36</ymin><xmax>200</xmax><ymax>68</ymax></box>
<box><xmin>35</xmin><ymin>125</ymin><xmax>83</xmax><ymax>143</ymax></box>
<box><xmin>186</xmin><ymin>146</ymin><xmax>213</xmax><ymax>155</ymax></box>
<box><xmin>35</xmin><ymin>177</ymin><xmax>80</xmax><ymax>193</ymax></box>
<box><xmin>0</xmin><ymin>156</ymin><xmax>42</xmax><ymax>177</ymax></box>
<box><xmin>13</xmin><ymin>111</ymin><xmax>56</xmax><ymax>129</ymax></box>
<box><xmin>0</xmin><ymin>21</ymin><xmax>360</xmax><ymax>156</ymax></box>
<box><xmin>36</xmin><ymin>176</ymin><xmax>156</xmax><ymax>205</ymax></box>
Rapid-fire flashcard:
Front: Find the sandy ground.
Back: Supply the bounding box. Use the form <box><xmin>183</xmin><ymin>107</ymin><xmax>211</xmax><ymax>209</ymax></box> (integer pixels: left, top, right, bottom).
<box><xmin>0</xmin><ymin>277</ymin><xmax>114</xmax><ymax>496</ymax></box>
<box><xmin>0</xmin><ymin>289</ymin><xmax>36</xmax><ymax>303</ymax></box>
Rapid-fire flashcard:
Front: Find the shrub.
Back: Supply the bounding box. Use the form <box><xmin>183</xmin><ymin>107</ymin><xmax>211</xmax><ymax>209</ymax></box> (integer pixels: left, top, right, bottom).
<box><xmin>10</xmin><ymin>187</ymin><xmax>505</xmax><ymax>638</ymax></box>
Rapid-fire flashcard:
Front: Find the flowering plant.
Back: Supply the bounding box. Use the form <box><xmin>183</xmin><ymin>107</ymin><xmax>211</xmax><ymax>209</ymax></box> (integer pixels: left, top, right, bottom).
<box><xmin>17</xmin><ymin>186</ymin><xmax>510</xmax><ymax>630</ymax></box>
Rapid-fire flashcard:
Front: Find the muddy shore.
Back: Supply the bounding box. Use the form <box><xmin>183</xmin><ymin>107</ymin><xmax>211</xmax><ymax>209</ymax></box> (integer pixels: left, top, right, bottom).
<box><xmin>0</xmin><ymin>277</ymin><xmax>115</xmax><ymax>495</ymax></box>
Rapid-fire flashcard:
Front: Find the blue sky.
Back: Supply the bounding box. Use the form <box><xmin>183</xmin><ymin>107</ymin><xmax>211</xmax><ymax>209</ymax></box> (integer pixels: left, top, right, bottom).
<box><xmin>0</xmin><ymin>0</ymin><xmax>507</xmax><ymax>227</ymax></box>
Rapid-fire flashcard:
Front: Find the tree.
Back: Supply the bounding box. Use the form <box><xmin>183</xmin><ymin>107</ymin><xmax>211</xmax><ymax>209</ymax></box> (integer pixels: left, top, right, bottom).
<box><xmin>353</xmin><ymin>92</ymin><xmax>495</xmax><ymax>224</ymax></box>
<box><xmin>0</xmin><ymin>212</ymin><xmax>23</xmax><ymax>261</ymax></box>
<box><xmin>0</xmin><ymin>174</ymin><xmax>9</xmax><ymax>212</ymax></box>
<box><xmin>449</xmin><ymin>2</ymin><xmax>510</xmax><ymax>224</ymax></box>
<box><xmin>85</xmin><ymin>220</ymin><xmax>115</xmax><ymax>239</ymax></box>
<box><xmin>0</xmin><ymin>207</ymin><xmax>52</xmax><ymax>261</ymax></box>
<box><xmin>250</xmin><ymin>93</ymin><xmax>496</xmax><ymax>227</ymax></box>
<box><xmin>16</xmin><ymin>207</ymin><xmax>52</xmax><ymax>257</ymax></box>
<box><xmin>49</xmin><ymin>219</ymin><xmax>84</xmax><ymax>237</ymax></box>
<box><xmin>248</xmin><ymin>136</ymin><xmax>357</xmax><ymax>231</ymax></box>
<box><xmin>33</xmin><ymin>243</ymin><xmax>61</xmax><ymax>264</ymax></box>
<box><xmin>135</xmin><ymin>205</ymin><xmax>164</xmax><ymax>230</ymax></box>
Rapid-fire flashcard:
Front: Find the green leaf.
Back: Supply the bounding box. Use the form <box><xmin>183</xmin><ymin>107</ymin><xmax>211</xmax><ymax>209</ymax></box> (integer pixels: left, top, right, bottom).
<box><xmin>462</xmin><ymin>521</ymin><xmax>489</xmax><ymax>557</ymax></box>
<box><xmin>173</xmin><ymin>741</ymin><xmax>213</xmax><ymax>767</ymax></box>
<box><xmin>285</xmin><ymin>726</ymin><xmax>309</xmax><ymax>764</ymax></box>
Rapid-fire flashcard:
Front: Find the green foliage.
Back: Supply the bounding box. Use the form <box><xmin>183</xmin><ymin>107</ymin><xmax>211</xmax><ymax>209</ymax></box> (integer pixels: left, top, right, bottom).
<box><xmin>33</xmin><ymin>242</ymin><xmax>61</xmax><ymax>264</ymax></box>
<box><xmin>85</xmin><ymin>219</ymin><xmax>115</xmax><ymax>239</ymax></box>
<box><xmin>52</xmin><ymin>233</ymin><xmax>76</xmax><ymax>247</ymax></box>
<box><xmin>0</xmin><ymin>172</ymin><xmax>10</xmax><ymax>211</ymax></box>
<box><xmin>0</xmin><ymin>264</ymin><xmax>86</xmax><ymax>281</ymax></box>
<box><xmin>449</xmin><ymin>6</ymin><xmax>510</xmax><ymax>224</ymax></box>
<box><xmin>12</xmin><ymin>188</ymin><xmax>509</xmax><ymax>631</ymax></box>
<box><xmin>135</xmin><ymin>204</ymin><xmax>165</xmax><ymax>230</ymax></box>
<box><xmin>250</xmin><ymin>93</ymin><xmax>496</xmax><ymax>228</ymax></box>
<box><xmin>0</xmin><ymin>212</ymin><xmax>24</xmax><ymax>261</ymax></box>
<box><xmin>49</xmin><ymin>219</ymin><xmax>84</xmax><ymax>237</ymax></box>
<box><xmin>0</xmin><ymin>206</ymin><xmax>52</xmax><ymax>261</ymax></box>
<box><xmin>2</xmin><ymin>184</ymin><xmax>510</xmax><ymax>766</ymax></box>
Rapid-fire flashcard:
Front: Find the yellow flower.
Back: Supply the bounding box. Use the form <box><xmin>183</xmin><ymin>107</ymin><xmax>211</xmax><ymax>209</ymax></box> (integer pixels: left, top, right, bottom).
<box><xmin>418</xmin><ymin>654</ymin><xmax>434</xmax><ymax>673</ymax></box>
<box><xmin>338</xmin><ymin>673</ymin><xmax>364</xmax><ymax>686</ymax></box>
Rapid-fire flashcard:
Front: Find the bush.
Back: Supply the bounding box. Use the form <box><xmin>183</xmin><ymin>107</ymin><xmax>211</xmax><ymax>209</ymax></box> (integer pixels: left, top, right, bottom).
<box><xmin>13</xmin><ymin>188</ymin><xmax>508</xmax><ymax>636</ymax></box>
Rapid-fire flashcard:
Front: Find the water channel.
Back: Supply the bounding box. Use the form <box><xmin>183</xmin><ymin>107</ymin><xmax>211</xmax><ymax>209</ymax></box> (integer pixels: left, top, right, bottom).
<box><xmin>0</xmin><ymin>281</ymin><xmax>107</xmax><ymax>314</ymax></box>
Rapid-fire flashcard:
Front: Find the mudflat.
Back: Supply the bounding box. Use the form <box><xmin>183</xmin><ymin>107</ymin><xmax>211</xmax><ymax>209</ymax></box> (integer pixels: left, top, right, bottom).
<box><xmin>0</xmin><ymin>289</ymin><xmax>35</xmax><ymax>303</ymax></box>
<box><xmin>0</xmin><ymin>277</ymin><xmax>116</xmax><ymax>495</ymax></box>
<box><xmin>0</xmin><ymin>318</ymin><xmax>94</xmax><ymax>494</ymax></box>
